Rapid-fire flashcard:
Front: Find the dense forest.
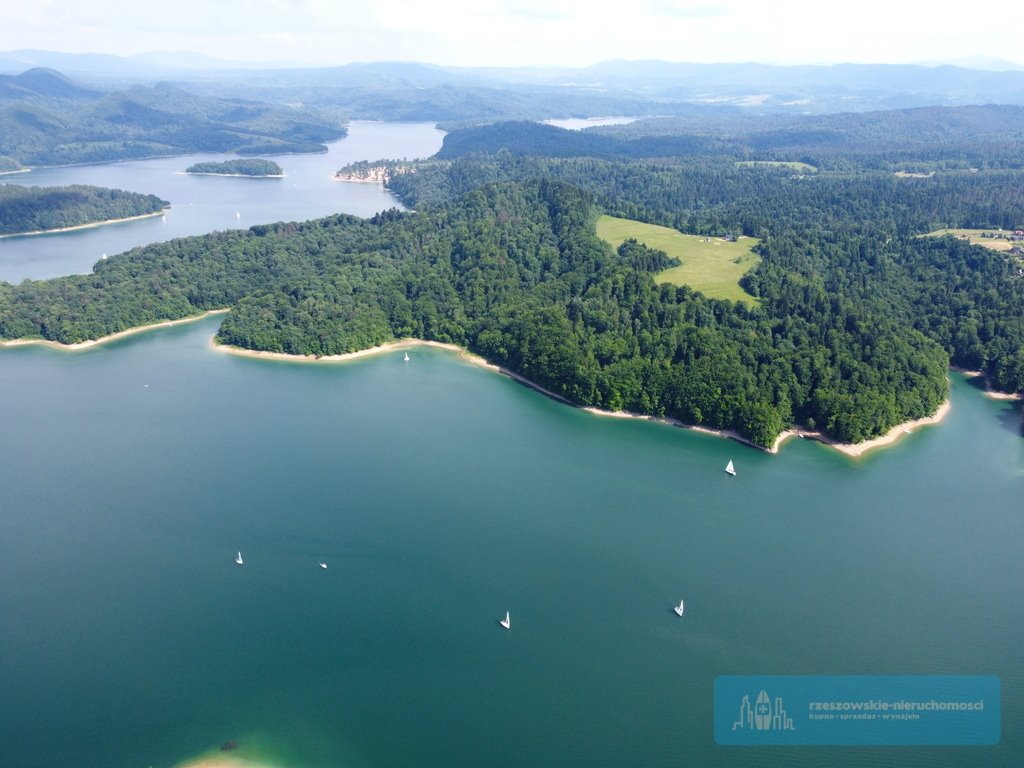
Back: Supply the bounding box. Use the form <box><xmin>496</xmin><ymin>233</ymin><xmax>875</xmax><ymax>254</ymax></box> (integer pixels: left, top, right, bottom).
<box><xmin>0</xmin><ymin>176</ymin><xmax>1009</xmax><ymax>447</ymax></box>
<box><xmin>2</xmin><ymin>114</ymin><xmax>1022</xmax><ymax>447</ymax></box>
<box><xmin>386</xmin><ymin>145</ymin><xmax>1024</xmax><ymax>397</ymax></box>
<box><xmin>185</xmin><ymin>159</ymin><xmax>284</xmax><ymax>176</ymax></box>
<box><xmin>0</xmin><ymin>69</ymin><xmax>346</xmax><ymax>166</ymax></box>
<box><xmin>0</xmin><ymin>183</ymin><xmax>169</xmax><ymax>235</ymax></box>
<box><xmin>437</xmin><ymin>107</ymin><xmax>1024</xmax><ymax>171</ymax></box>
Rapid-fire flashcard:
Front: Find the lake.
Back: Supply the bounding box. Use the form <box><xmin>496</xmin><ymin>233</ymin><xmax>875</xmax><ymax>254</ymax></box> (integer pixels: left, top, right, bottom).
<box><xmin>0</xmin><ymin>119</ymin><xmax>1021</xmax><ymax>768</ymax></box>
<box><xmin>0</xmin><ymin>316</ymin><xmax>1021</xmax><ymax>768</ymax></box>
<box><xmin>0</xmin><ymin>121</ymin><xmax>445</xmax><ymax>283</ymax></box>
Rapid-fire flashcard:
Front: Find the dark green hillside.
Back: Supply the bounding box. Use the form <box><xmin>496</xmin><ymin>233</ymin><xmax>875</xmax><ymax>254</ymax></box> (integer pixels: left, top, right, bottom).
<box><xmin>0</xmin><ymin>180</ymin><xmax>966</xmax><ymax>448</ymax></box>
<box><xmin>0</xmin><ymin>183</ymin><xmax>168</xmax><ymax>235</ymax></box>
<box><xmin>438</xmin><ymin>106</ymin><xmax>1024</xmax><ymax>170</ymax></box>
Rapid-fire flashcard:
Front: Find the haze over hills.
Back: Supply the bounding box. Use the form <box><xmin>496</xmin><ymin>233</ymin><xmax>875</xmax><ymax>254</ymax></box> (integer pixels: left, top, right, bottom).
<box><xmin>3</xmin><ymin>50</ymin><xmax>1024</xmax><ymax>115</ymax></box>
<box><xmin>0</xmin><ymin>68</ymin><xmax>347</xmax><ymax>166</ymax></box>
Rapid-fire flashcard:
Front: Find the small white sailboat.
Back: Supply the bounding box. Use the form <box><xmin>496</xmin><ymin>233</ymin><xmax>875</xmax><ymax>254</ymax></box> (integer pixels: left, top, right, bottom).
<box><xmin>319</xmin><ymin>562</ymin><xmax>328</xmax><ymax>569</ymax></box>
<box><xmin>674</xmin><ymin>599</ymin><xmax>685</xmax><ymax>617</ymax></box>
<box><xmin>403</xmin><ymin>351</ymin><xmax>410</xmax><ymax>362</ymax></box>
<box><xmin>499</xmin><ymin>611</ymin><xmax>510</xmax><ymax>629</ymax></box>
<box><xmin>235</xmin><ymin>211</ymin><xmax>241</xmax><ymax>219</ymax></box>
<box><xmin>235</xmin><ymin>551</ymin><xmax>244</xmax><ymax>565</ymax></box>
<box><xmin>725</xmin><ymin>459</ymin><xmax>736</xmax><ymax>476</ymax></box>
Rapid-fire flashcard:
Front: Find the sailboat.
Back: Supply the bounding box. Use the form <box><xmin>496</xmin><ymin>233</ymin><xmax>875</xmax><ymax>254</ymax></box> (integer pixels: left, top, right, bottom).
<box><xmin>403</xmin><ymin>351</ymin><xmax>410</xmax><ymax>362</ymax></box>
<box><xmin>235</xmin><ymin>551</ymin><xmax>244</xmax><ymax>565</ymax></box>
<box><xmin>674</xmin><ymin>599</ymin><xmax>685</xmax><ymax>617</ymax></box>
<box><xmin>499</xmin><ymin>611</ymin><xmax>510</xmax><ymax>629</ymax></box>
<box><xmin>725</xmin><ymin>459</ymin><xmax>736</xmax><ymax>476</ymax></box>
<box><xmin>319</xmin><ymin>562</ymin><xmax>328</xmax><ymax>569</ymax></box>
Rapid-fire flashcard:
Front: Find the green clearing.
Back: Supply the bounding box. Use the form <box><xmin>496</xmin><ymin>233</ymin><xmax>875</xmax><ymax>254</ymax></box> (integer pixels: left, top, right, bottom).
<box><xmin>924</xmin><ymin>228</ymin><xmax>1022</xmax><ymax>253</ymax></box>
<box><xmin>595</xmin><ymin>215</ymin><xmax>761</xmax><ymax>304</ymax></box>
<box><xmin>735</xmin><ymin>160</ymin><xmax>817</xmax><ymax>172</ymax></box>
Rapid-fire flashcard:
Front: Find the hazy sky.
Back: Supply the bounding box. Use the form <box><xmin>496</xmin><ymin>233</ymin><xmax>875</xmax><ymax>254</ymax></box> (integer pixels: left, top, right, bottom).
<box><xmin>3</xmin><ymin>0</ymin><xmax>1022</xmax><ymax>69</ymax></box>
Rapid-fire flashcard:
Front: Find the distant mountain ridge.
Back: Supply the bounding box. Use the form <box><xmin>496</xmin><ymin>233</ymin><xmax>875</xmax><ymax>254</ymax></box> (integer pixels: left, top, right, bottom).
<box><xmin>0</xmin><ymin>68</ymin><xmax>100</xmax><ymax>101</ymax></box>
<box><xmin>0</xmin><ymin>68</ymin><xmax>346</xmax><ymax>166</ymax></box>
<box><xmin>436</xmin><ymin>105</ymin><xmax>1024</xmax><ymax>170</ymax></box>
<box><xmin>3</xmin><ymin>51</ymin><xmax>1024</xmax><ymax>115</ymax></box>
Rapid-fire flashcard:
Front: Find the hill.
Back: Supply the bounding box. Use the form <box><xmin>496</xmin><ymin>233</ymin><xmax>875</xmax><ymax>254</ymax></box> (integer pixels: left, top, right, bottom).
<box><xmin>0</xmin><ymin>69</ymin><xmax>346</xmax><ymax>166</ymax></box>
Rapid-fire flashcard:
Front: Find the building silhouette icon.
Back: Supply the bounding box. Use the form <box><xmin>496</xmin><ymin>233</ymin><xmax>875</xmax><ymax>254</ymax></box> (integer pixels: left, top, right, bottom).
<box><xmin>732</xmin><ymin>689</ymin><xmax>795</xmax><ymax>731</ymax></box>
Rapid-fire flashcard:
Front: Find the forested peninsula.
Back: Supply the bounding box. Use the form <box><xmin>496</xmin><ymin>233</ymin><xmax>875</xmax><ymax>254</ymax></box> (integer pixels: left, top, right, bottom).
<box><xmin>0</xmin><ymin>183</ymin><xmax>169</xmax><ymax>236</ymax></box>
<box><xmin>186</xmin><ymin>159</ymin><xmax>284</xmax><ymax>177</ymax></box>
<box><xmin>1</xmin><ymin>112</ymin><xmax>1022</xmax><ymax>449</ymax></box>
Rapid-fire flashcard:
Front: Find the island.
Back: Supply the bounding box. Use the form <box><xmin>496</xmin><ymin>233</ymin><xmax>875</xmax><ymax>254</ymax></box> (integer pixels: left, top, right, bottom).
<box><xmin>0</xmin><ymin>183</ymin><xmax>169</xmax><ymax>237</ymax></box>
<box><xmin>185</xmin><ymin>159</ymin><xmax>284</xmax><ymax>177</ymax></box>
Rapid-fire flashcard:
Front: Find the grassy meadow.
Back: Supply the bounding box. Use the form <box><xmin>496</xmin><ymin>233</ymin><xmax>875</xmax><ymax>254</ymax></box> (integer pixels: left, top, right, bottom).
<box><xmin>595</xmin><ymin>215</ymin><xmax>761</xmax><ymax>304</ymax></box>
<box><xmin>925</xmin><ymin>228</ymin><xmax>1022</xmax><ymax>252</ymax></box>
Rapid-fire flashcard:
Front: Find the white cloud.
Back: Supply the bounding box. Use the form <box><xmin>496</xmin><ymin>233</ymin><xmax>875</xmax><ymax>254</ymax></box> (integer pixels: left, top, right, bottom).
<box><xmin>0</xmin><ymin>0</ymin><xmax>1021</xmax><ymax>68</ymax></box>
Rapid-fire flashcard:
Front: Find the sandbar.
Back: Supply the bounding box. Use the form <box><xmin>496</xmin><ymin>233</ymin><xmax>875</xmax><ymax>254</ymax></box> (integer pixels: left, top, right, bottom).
<box><xmin>0</xmin><ymin>208</ymin><xmax>168</xmax><ymax>239</ymax></box>
<box><xmin>0</xmin><ymin>310</ymin><xmax>228</xmax><ymax>351</ymax></box>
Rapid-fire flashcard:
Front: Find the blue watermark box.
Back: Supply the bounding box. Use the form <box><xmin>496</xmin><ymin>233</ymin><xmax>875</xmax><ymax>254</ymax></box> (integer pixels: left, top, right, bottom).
<box><xmin>714</xmin><ymin>675</ymin><xmax>1000</xmax><ymax>745</ymax></box>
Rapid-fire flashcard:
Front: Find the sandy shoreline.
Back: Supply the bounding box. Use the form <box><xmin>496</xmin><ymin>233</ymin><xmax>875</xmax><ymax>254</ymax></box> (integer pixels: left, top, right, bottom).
<box><xmin>788</xmin><ymin>399</ymin><xmax>952</xmax><ymax>457</ymax></box>
<box><xmin>0</xmin><ymin>208</ymin><xmax>168</xmax><ymax>239</ymax></box>
<box><xmin>2</xmin><ymin>316</ymin><xmax>963</xmax><ymax>456</ymax></box>
<box><xmin>0</xmin><ymin>310</ymin><xmax>228</xmax><ymax>351</ymax></box>
<box><xmin>212</xmin><ymin>336</ymin><xmax>955</xmax><ymax>458</ymax></box>
<box><xmin>949</xmin><ymin>365</ymin><xmax>1022</xmax><ymax>401</ymax></box>
<box><xmin>183</xmin><ymin>172</ymin><xmax>285</xmax><ymax>178</ymax></box>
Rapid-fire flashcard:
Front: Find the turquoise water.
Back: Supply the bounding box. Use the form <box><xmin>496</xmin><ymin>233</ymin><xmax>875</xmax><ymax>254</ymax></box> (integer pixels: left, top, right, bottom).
<box><xmin>0</xmin><ymin>121</ymin><xmax>445</xmax><ymax>282</ymax></box>
<box><xmin>0</xmin><ymin>317</ymin><xmax>1021</xmax><ymax>767</ymax></box>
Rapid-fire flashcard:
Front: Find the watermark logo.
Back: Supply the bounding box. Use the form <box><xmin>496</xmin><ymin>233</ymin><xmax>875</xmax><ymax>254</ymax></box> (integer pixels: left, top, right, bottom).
<box><xmin>732</xmin><ymin>689</ymin><xmax>795</xmax><ymax>732</ymax></box>
<box><xmin>715</xmin><ymin>675</ymin><xmax>1000</xmax><ymax>746</ymax></box>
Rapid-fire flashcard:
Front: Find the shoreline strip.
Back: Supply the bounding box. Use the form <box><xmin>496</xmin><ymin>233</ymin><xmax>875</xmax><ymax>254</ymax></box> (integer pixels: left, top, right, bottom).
<box><xmin>0</xmin><ymin>310</ymin><xmax>228</xmax><ymax>351</ymax></box>
<box><xmin>183</xmin><ymin>172</ymin><xmax>285</xmax><ymax>178</ymax></box>
<box><xmin>0</xmin><ymin>208</ymin><xmax>168</xmax><ymax>239</ymax></box>
<box><xmin>209</xmin><ymin>336</ymin><xmax>954</xmax><ymax>458</ymax></box>
<box><xmin>949</xmin><ymin>365</ymin><xmax>1023</xmax><ymax>401</ymax></box>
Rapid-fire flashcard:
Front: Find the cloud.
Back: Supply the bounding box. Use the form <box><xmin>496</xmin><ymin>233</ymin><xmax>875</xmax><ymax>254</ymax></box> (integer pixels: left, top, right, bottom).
<box><xmin>647</xmin><ymin>1</ymin><xmax>731</xmax><ymax>19</ymax></box>
<box><xmin>0</xmin><ymin>0</ymin><xmax>1021</xmax><ymax>68</ymax></box>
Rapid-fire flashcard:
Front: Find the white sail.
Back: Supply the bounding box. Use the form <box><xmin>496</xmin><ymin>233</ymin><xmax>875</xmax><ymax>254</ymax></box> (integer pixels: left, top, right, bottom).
<box><xmin>319</xmin><ymin>562</ymin><xmax>328</xmax><ymax>569</ymax></box>
<box><xmin>404</xmin><ymin>352</ymin><xmax>410</xmax><ymax>361</ymax></box>
<box><xmin>235</xmin><ymin>551</ymin><xmax>243</xmax><ymax>565</ymax></box>
<box><xmin>725</xmin><ymin>460</ymin><xmax>736</xmax><ymax>476</ymax></box>
<box><xmin>500</xmin><ymin>611</ymin><xmax>510</xmax><ymax>629</ymax></box>
<box><xmin>674</xmin><ymin>599</ymin><xmax>685</xmax><ymax>617</ymax></box>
